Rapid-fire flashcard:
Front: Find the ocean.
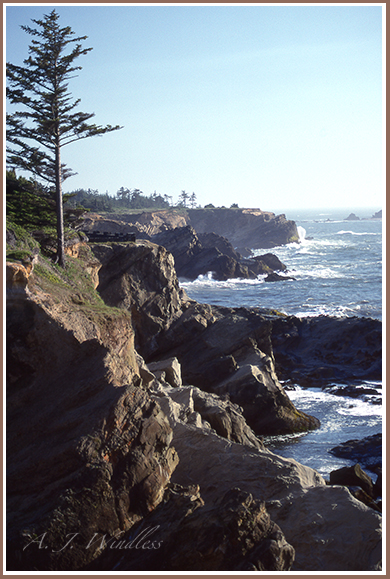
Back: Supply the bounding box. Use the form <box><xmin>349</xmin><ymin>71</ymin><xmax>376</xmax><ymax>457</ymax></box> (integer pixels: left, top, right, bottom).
<box><xmin>180</xmin><ymin>207</ymin><xmax>383</xmax><ymax>479</ymax></box>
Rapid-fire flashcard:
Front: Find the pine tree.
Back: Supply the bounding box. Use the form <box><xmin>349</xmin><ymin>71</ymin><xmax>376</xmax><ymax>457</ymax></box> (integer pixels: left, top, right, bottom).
<box><xmin>6</xmin><ymin>9</ymin><xmax>122</xmax><ymax>266</ymax></box>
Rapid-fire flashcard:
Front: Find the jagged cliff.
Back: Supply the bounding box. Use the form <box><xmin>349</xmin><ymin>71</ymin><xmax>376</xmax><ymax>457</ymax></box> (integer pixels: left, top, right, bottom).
<box><xmin>187</xmin><ymin>207</ymin><xmax>299</xmax><ymax>249</ymax></box>
<box><xmin>80</xmin><ymin>206</ymin><xmax>299</xmax><ymax>250</ymax></box>
<box><xmin>6</xmin><ymin>238</ymin><xmax>382</xmax><ymax>571</ymax></box>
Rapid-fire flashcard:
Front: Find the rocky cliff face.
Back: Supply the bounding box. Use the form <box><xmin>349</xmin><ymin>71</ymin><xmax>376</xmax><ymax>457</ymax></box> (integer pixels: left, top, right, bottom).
<box><xmin>6</xmin><ymin>260</ymin><xmax>179</xmax><ymax>570</ymax></box>
<box><xmin>80</xmin><ymin>207</ymin><xmax>299</xmax><ymax>251</ymax></box>
<box><xmin>187</xmin><ymin>207</ymin><xmax>299</xmax><ymax>249</ymax></box>
<box><xmin>6</xmin><ymin>238</ymin><xmax>382</xmax><ymax>571</ymax></box>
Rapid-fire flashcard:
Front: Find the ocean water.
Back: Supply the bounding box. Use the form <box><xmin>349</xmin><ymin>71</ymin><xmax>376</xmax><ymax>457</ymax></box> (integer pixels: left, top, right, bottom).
<box><xmin>180</xmin><ymin>208</ymin><xmax>383</xmax><ymax>321</ymax></box>
<box><xmin>179</xmin><ymin>208</ymin><xmax>383</xmax><ymax>478</ymax></box>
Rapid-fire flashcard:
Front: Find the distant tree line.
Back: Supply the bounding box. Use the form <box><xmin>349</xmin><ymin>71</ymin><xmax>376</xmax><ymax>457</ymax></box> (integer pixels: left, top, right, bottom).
<box><xmin>64</xmin><ymin>188</ymin><xmax>201</xmax><ymax>211</ymax></box>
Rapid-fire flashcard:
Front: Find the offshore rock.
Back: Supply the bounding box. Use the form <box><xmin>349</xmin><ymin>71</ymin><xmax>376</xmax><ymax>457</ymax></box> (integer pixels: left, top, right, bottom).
<box><xmin>329</xmin><ymin>433</ymin><xmax>382</xmax><ymax>472</ymax></box>
<box><xmin>329</xmin><ymin>464</ymin><xmax>375</xmax><ymax>498</ymax></box>
<box><xmin>151</xmin><ymin>225</ymin><xmax>251</xmax><ymax>281</ymax></box>
<box><xmin>270</xmin><ymin>315</ymin><xmax>382</xmax><ymax>385</ymax></box>
<box><xmin>6</xmin><ymin>272</ymin><xmax>178</xmax><ymax>571</ymax></box>
<box><xmin>151</xmin><ymin>226</ymin><xmax>290</xmax><ymax>281</ymax></box>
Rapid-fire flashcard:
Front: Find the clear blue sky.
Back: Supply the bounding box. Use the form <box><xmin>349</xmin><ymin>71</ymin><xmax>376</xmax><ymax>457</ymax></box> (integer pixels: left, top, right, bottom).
<box><xmin>5</xmin><ymin>3</ymin><xmax>384</xmax><ymax>211</ymax></box>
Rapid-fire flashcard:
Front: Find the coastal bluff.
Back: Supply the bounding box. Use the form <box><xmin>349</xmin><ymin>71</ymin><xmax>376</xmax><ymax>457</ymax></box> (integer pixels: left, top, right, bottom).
<box><xmin>6</xmin><ymin>236</ymin><xmax>381</xmax><ymax>572</ymax></box>
<box><xmin>81</xmin><ymin>206</ymin><xmax>300</xmax><ymax>251</ymax></box>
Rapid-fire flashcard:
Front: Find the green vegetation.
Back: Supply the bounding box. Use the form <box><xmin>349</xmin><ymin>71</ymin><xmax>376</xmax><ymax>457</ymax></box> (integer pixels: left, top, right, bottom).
<box><xmin>6</xmin><ymin>171</ymin><xmax>85</xmax><ymax>257</ymax></box>
<box><xmin>6</xmin><ymin>9</ymin><xmax>122</xmax><ymax>266</ymax></box>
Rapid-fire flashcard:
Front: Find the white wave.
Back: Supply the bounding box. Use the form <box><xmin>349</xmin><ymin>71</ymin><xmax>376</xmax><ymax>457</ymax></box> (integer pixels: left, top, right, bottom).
<box><xmin>292</xmin><ymin>266</ymin><xmax>343</xmax><ymax>279</ymax></box>
<box><xmin>336</xmin><ymin>230</ymin><xmax>380</xmax><ymax>236</ymax></box>
<box><xmin>297</xmin><ymin>225</ymin><xmax>306</xmax><ymax>241</ymax></box>
<box><xmin>179</xmin><ymin>273</ymin><xmax>266</xmax><ymax>289</ymax></box>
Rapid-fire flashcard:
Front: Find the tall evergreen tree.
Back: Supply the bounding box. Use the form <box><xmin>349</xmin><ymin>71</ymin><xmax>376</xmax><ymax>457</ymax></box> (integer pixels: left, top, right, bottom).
<box><xmin>6</xmin><ymin>9</ymin><xmax>122</xmax><ymax>266</ymax></box>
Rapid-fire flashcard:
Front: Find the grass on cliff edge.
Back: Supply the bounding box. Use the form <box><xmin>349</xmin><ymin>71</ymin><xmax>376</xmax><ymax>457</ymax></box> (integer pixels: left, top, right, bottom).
<box><xmin>7</xmin><ymin>231</ymin><xmax>126</xmax><ymax>320</ymax></box>
<box><xmin>33</xmin><ymin>249</ymin><xmax>120</xmax><ymax>315</ymax></box>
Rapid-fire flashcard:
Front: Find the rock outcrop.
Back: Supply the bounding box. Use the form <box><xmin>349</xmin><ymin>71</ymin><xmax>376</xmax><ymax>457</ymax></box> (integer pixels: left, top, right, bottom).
<box><xmin>270</xmin><ymin>315</ymin><xmax>382</xmax><ymax>385</ymax></box>
<box><xmin>187</xmin><ymin>207</ymin><xmax>300</xmax><ymax>249</ymax></box>
<box><xmin>149</xmin><ymin>302</ymin><xmax>320</xmax><ymax>435</ymax></box>
<box><xmin>329</xmin><ymin>433</ymin><xmax>382</xmax><ymax>471</ymax></box>
<box><xmin>87</xmin><ymin>486</ymin><xmax>295</xmax><ymax>572</ymax></box>
<box><xmin>135</xmin><ymin>368</ymin><xmax>381</xmax><ymax>571</ymax></box>
<box><xmin>90</xmin><ymin>241</ymin><xmax>186</xmax><ymax>355</ymax></box>
<box><xmin>80</xmin><ymin>210</ymin><xmax>187</xmax><ymax>238</ymax></box>
<box><xmin>6</xmin><ymin>235</ymin><xmax>382</xmax><ymax>572</ymax></box>
<box><xmin>150</xmin><ymin>225</ymin><xmax>290</xmax><ymax>281</ymax></box>
<box><xmin>79</xmin><ymin>206</ymin><xmax>300</xmax><ymax>251</ymax></box>
<box><xmin>6</xmin><ymin>259</ymin><xmax>179</xmax><ymax>571</ymax></box>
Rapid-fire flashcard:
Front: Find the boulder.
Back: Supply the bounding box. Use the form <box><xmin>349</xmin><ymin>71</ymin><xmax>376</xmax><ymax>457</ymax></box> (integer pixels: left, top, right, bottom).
<box><xmin>147</xmin><ymin>357</ymin><xmax>182</xmax><ymax>388</ymax></box>
<box><xmin>329</xmin><ymin>464</ymin><xmax>375</xmax><ymax>498</ymax></box>
<box><xmin>264</xmin><ymin>272</ymin><xmax>296</xmax><ymax>282</ymax></box>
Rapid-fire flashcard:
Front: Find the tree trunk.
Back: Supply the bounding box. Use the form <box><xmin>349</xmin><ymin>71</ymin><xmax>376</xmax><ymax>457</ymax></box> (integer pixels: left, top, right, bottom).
<box><xmin>54</xmin><ymin>141</ymin><xmax>65</xmax><ymax>267</ymax></box>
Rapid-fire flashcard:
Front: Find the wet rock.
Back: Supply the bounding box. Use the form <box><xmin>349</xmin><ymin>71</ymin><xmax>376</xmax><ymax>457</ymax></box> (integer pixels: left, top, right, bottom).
<box><xmin>270</xmin><ymin>315</ymin><xmax>382</xmax><ymax>385</ymax></box>
<box><xmin>152</xmin><ymin>225</ymin><xmax>250</xmax><ymax>281</ymax></box>
<box><xmin>329</xmin><ymin>433</ymin><xmax>382</xmax><ymax>472</ymax></box>
<box><xmin>264</xmin><ymin>272</ymin><xmax>296</xmax><ymax>282</ymax></box>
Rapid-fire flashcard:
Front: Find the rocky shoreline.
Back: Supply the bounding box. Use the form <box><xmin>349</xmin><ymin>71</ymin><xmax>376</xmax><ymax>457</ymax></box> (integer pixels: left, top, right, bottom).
<box><xmin>6</xmin><ymin>235</ymin><xmax>382</xmax><ymax>571</ymax></box>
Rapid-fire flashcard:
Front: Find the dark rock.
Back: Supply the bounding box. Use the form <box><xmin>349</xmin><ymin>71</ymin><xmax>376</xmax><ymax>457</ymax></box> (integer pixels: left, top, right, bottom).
<box><xmin>348</xmin><ymin>487</ymin><xmax>382</xmax><ymax>512</ymax></box>
<box><xmin>270</xmin><ymin>315</ymin><xmax>382</xmax><ymax>385</ymax></box>
<box><xmin>258</xmin><ymin>253</ymin><xmax>287</xmax><ymax>271</ymax></box>
<box><xmin>191</xmin><ymin>387</ymin><xmax>264</xmax><ymax>449</ymax></box>
<box><xmin>329</xmin><ymin>464</ymin><xmax>374</xmax><ymax>498</ymax></box>
<box><xmin>344</xmin><ymin>213</ymin><xmax>360</xmax><ymax>221</ymax></box>
<box><xmin>87</xmin><ymin>486</ymin><xmax>295</xmax><ymax>571</ymax></box>
<box><xmin>152</xmin><ymin>226</ymin><xmax>251</xmax><ymax>281</ymax></box>
<box><xmin>323</xmin><ymin>383</ymin><xmax>381</xmax><ymax>404</ymax></box>
<box><xmin>329</xmin><ymin>433</ymin><xmax>382</xmax><ymax>472</ymax></box>
<box><xmin>265</xmin><ymin>272</ymin><xmax>296</xmax><ymax>282</ymax></box>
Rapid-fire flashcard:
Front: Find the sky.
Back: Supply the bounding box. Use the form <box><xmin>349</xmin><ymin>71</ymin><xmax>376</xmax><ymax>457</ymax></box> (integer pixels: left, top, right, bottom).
<box><xmin>5</xmin><ymin>3</ymin><xmax>384</xmax><ymax>212</ymax></box>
